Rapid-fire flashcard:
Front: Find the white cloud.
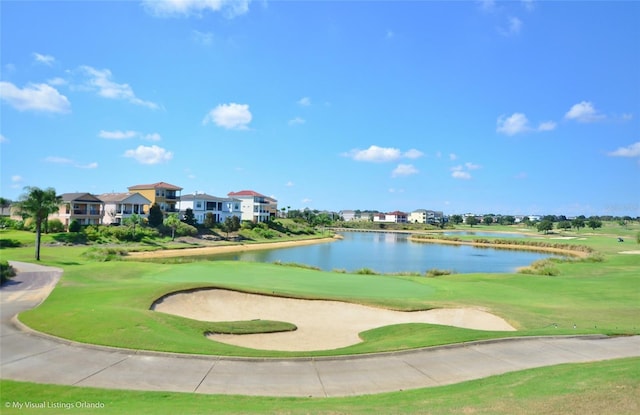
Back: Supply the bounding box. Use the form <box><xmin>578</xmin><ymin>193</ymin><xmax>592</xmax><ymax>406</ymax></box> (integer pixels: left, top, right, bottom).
<box><xmin>343</xmin><ymin>145</ymin><xmax>422</xmax><ymax>163</ymax></box>
<box><xmin>288</xmin><ymin>117</ymin><xmax>305</xmax><ymax>126</ymax></box>
<box><xmin>99</xmin><ymin>130</ymin><xmax>138</xmax><ymax>140</ymax></box>
<box><xmin>506</xmin><ymin>16</ymin><xmax>522</xmax><ymax>34</ymax></box>
<box><xmin>392</xmin><ymin>164</ymin><xmax>418</xmax><ymax>178</ymax></box>
<box><xmin>124</xmin><ymin>145</ymin><xmax>173</xmax><ymax>165</ymax></box>
<box><xmin>297</xmin><ymin>97</ymin><xmax>311</xmax><ymax>106</ymax></box>
<box><xmin>403</xmin><ymin>149</ymin><xmax>424</xmax><ymax>159</ymax></box>
<box><xmin>385</xmin><ymin>29</ymin><xmax>395</xmax><ymax>39</ymax></box>
<box><xmin>497</xmin><ymin>113</ymin><xmax>530</xmax><ymax>135</ymax></box>
<box><xmin>99</xmin><ymin>130</ymin><xmax>162</xmax><ymax>141</ymax></box>
<box><xmin>142</xmin><ymin>0</ymin><xmax>250</xmax><ymax>18</ymax></box>
<box><xmin>451</xmin><ymin>162</ymin><xmax>480</xmax><ymax>180</ymax></box>
<box><xmin>608</xmin><ymin>142</ymin><xmax>640</xmax><ymax>158</ymax></box>
<box><xmin>143</xmin><ymin>133</ymin><xmax>162</xmax><ymax>141</ymax></box>
<box><xmin>11</xmin><ymin>175</ymin><xmax>23</xmax><ymax>183</ymax></box>
<box><xmin>449</xmin><ymin>153</ymin><xmax>458</xmax><ymax>161</ymax></box>
<box><xmin>79</xmin><ymin>66</ymin><xmax>159</xmax><ymax>109</ymax></box>
<box><xmin>452</xmin><ymin>170</ymin><xmax>472</xmax><ymax>180</ymax></box>
<box><xmin>537</xmin><ymin>121</ymin><xmax>557</xmax><ymax>131</ymax></box>
<box><xmin>478</xmin><ymin>0</ymin><xmax>496</xmax><ymax>12</ymax></box>
<box><xmin>301</xmin><ymin>198</ymin><xmax>312</xmax><ymax>204</ymax></box>
<box><xmin>45</xmin><ymin>156</ymin><xmax>97</xmax><ymax>169</ymax></box>
<box><xmin>0</xmin><ymin>134</ymin><xmax>7</xmax><ymax>143</ymax></box>
<box><xmin>522</xmin><ymin>0</ymin><xmax>535</xmax><ymax>12</ymax></box>
<box><xmin>564</xmin><ymin>101</ymin><xmax>605</xmax><ymax>123</ymax></box>
<box><xmin>286</xmin><ymin>181</ymin><xmax>294</xmax><ymax>187</ymax></box>
<box><xmin>47</xmin><ymin>77</ymin><xmax>68</xmax><ymax>86</ymax></box>
<box><xmin>33</xmin><ymin>52</ymin><xmax>55</xmax><ymax>66</ymax></box>
<box><xmin>192</xmin><ymin>30</ymin><xmax>214</xmax><ymax>45</ymax></box>
<box><xmin>0</xmin><ymin>81</ymin><xmax>70</xmax><ymax>113</ymax></box>
<box><xmin>203</xmin><ymin>103</ymin><xmax>252</xmax><ymax>130</ymax></box>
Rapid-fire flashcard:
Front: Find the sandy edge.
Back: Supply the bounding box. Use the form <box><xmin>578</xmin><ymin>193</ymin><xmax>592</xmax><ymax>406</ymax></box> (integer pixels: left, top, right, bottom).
<box><xmin>410</xmin><ymin>237</ymin><xmax>590</xmax><ymax>258</ymax></box>
<box><xmin>126</xmin><ymin>236</ymin><xmax>338</xmax><ymax>259</ymax></box>
<box><xmin>154</xmin><ymin>289</ymin><xmax>516</xmax><ymax>351</ymax></box>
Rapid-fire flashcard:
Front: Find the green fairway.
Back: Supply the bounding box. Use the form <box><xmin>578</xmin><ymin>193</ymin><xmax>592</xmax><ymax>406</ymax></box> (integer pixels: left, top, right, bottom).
<box><xmin>2</xmin><ymin>357</ymin><xmax>638</xmax><ymax>414</ymax></box>
<box><xmin>8</xmin><ymin>224</ymin><xmax>638</xmax><ymax>358</ymax></box>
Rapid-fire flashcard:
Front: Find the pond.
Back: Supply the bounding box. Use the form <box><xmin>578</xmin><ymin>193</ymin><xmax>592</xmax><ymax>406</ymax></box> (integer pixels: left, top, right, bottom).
<box><xmin>199</xmin><ymin>232</ymin><xmax>557</xmax><ymax>274</ymax></box>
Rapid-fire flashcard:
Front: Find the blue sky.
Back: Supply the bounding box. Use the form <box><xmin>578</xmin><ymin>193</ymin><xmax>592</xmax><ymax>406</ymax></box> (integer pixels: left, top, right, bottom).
<box><xmin>1</xmin><ymin>0</ymin><xmax>639</xmax><ymax>217</ymax></box>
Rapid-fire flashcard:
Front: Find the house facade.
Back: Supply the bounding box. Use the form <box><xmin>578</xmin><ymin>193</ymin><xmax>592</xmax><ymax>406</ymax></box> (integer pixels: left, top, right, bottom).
<box><xmin>227</xmin><ymin>190</ymin><xmax>276</xmax><ymax>223</ymax></box>
<box><xmin>127</xmin><ymin>182</ymin><xmax>182</xmax><ymax>214</ymax></box>
<box><xmin>409</xmin><ymin>209</ymin><xmax>444</xmax><ymax>224</ymax></box>
<box><xmin>52</xmin><ymin>193</ymin><xmax>104</xmax><ymax>227</ymax></box>
<box><xmin>373</xmin><ymin>211</ymin><xmax>408</xmax><ymax>223</ymax></box>
<box><xmin>99</xmin><ymin>192</ymin><xmax>151</xmax><ymax>225</ymax></box>
<box><xmin>178</xmin><ymin>193</ymin><xmax>241</xmax><ymax>224</ymax></box>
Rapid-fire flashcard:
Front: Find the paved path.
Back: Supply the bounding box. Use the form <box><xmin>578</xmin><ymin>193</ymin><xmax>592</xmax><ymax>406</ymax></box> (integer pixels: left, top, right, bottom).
<box><xmin>1</xmin><ymin>262</ymin><xmax>639</xmax><ymax>397</ymax></box>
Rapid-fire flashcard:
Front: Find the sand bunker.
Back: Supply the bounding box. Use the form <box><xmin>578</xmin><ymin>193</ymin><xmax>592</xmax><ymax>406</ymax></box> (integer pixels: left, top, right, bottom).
<box><xmin>152</xmin><ymin>289</ymin><xmax>516</xmax><ymax>351</ymax></box>
<box><xmin>619</xmin><ymin>250</ymin><xmax>640</xmax><ymax>255</ymax></box>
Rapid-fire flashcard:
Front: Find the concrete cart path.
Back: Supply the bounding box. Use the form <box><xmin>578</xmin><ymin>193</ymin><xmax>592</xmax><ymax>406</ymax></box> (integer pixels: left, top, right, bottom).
<box><xmin>2</xmin><ymin>262</ymin><xmax>639</xmax><ymax>397</ymax></box>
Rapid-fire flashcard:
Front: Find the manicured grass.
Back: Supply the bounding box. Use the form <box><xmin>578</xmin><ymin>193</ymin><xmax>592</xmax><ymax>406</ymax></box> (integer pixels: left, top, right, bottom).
<box><xmin>1</xmin><ymin>357</ymin><xmax>638</xmax><ymax>414</ymax></box>
<box><xmin>14</xmin><ymin>229</ymin><xmax>640</xmax><ymax>357</ymax></box>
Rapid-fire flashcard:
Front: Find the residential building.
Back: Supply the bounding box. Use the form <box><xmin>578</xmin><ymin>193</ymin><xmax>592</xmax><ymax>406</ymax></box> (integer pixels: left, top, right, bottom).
<box><xmin>227</xmin><ymin>190</ymin><xmax>276</xmax><ymax>223</ymax></box>
<box><xmin>127</xmin><ymin>182</ymin><xmax>182</xmax><ymax>214</ymax></box>
<box><xmin>99</xmin><ymin>192</ymin><xmax>151</xmax><ymax>225</ymax></box>
<box><xmin>52</xmin><ymin>193</ymin><xmax>104</xmax><ymax>228</ymax></box>
<box><xmin>178</xmin><ymin>193</ymin><xmax>241</xmax><ymax>224</ymax></box>
<box><xmin>409</xmin><ymin>209</ymin><xmax>445</xmax><ymax>224</ymax></box>
<box><xmin>373</xmin><ymin>211</ymin><xmax>408</xmax><ymax>223</ymax></box>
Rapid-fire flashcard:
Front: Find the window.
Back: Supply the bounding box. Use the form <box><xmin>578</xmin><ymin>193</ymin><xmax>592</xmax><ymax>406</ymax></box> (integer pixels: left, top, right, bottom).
<box><xmin>196</xmin><ymin>201</ymin><xmax>202</xmax><ymax>209</ymax></box>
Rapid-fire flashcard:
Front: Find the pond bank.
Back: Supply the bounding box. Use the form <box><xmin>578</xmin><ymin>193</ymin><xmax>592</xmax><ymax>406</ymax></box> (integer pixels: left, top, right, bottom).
<box><xmin>126</xmin><ymin>236</ymin><xmax>339</xmax><ymax>259</ymax></box>
<box><xmin>409</xmin><ymin>236</ymin><xmax>590</xmax><ymax>258</ymax></box>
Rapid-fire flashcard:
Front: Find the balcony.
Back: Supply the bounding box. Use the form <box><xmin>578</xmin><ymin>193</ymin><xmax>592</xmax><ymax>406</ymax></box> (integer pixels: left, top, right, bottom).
<box><xmin>73</xmin><ymin>209</ymin><xmax>102</xmax><ymax>216</ymax></box>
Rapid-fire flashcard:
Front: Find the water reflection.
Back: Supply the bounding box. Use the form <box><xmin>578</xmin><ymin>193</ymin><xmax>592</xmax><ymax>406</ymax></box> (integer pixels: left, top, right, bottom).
<box><xmin>201</xmin><ymin>232</ymin><xmax>556</xmax><ymax>274</ymax></box>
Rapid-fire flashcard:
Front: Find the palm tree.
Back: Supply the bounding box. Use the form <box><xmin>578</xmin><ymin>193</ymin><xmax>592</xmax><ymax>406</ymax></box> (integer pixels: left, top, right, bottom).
<box><xmin>163</xmin><ymin>213</ymin><xmax>181</xmax><ymax>241</ymax></box>
<box><xmin>16</xmin><ymin>187</ymin><xmax>62</xmax><ymax>261</ymax></box>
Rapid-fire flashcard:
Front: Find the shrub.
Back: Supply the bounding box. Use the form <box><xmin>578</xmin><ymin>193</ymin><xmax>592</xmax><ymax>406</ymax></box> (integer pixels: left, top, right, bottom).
<box><xmin>518</xmin><ymin>259</ymin><xmax>559</xmax><ymax>276</ymax></box>
<box><xmin>425</xmin><ymin>268</ymin><xmax>454</xmax><ymax>277</ymax></box>
<box><xmin>0</xmin><ymin>260</ymin><xmax>16</xmax><ymax>284</ymax></box>
<box><xmin>47</xmin><ymin>219</ymin><xmax>65</xmax><ymax>233</ymax></box>
<box><xmin>68</xmin><ymin>220</ymin><xmax>82</xmax><ymax>233</ymax></box>
<box><xmin>81</xmin><ymin>247</ymin><xmax>128</xmax><ymax>262</ymax></box>
<box><xmin>355</xmin><ymin>267</ymin><xmax>378</xmax><ymax>275</ymax></box>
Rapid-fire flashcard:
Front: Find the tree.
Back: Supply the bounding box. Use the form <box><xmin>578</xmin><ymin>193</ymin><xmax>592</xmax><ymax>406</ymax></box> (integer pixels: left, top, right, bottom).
<box><xmin>586</xmin><ymin>218</ymin><xmax>602</xmax><ymax>230</ymax></box>
<box><xmin>483</xmin><ymin>215</ymin><xmax>494</xmax><ymax>226</ymax></box>
<box><xmin>148</xmin><ymin>203</ymin><xmax>163</xmax><ymax>227</ymax></box>
<box><xmin>537</xmin><ymin>220</ymin><xmax>554</xmax><ymax>234</ymax></box>
<box><xmin>183</xmin><ymin>208</ymin><xmax>197</xmax><ymax>227</ymax></box>
<box><xmin>572</xmin><ymin>217</ymin><xmax>585</xmax><ymax>232</ymax></box>
<box><xmin>221</xmin><ymin>215</ymin><xmax>241</xmax><ymax>238</ymax></box>
<box><xmin>123</xmin><ymin>213</ymin><xmax>143</xmax><ymax>237</ymax></box>
<box><xmin>558</xmin><ymin>220</ymin><xmax>572</xmax><ymax>231</ymax></box>
<box><xmin>203</xmin><ymin>212</ymin><xmax>216</xmax><ymax>229</ymax></box>
<box><xmin>314</xmin><ymin>213</ymin><xmax>332</xmax><ymax>232</ymax></box>
<box><xmin>465</xmin><ymin>216</ymin><xmax>478</xmax><ymax>227</ymax></box>
<box><xmin>163</xmin><ymin>213</ymin><xmax>181</xmax><ymax>241</ymax></box>
<box><xmin>450</xmin><ymin>215</ymin><xmax>463</xmax><ymax>225</ymax></box>
<box><xmin>16</xmin><ymin>186</ymin><xmax>62</xmax><ymax>261</ymax></box>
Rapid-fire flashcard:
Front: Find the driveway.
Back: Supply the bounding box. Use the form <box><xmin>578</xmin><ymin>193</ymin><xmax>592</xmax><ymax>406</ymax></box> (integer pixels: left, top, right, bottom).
<box><xmin>2</xmin><ymin>261</ymin><xmax>639</xmax><ymax>397</ymax></box>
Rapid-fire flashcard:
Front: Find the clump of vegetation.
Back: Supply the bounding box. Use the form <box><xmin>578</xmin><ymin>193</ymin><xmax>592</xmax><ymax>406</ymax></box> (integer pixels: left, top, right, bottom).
<box><xmin>425</xmin><ymin>268</ymin><xmax>454</xmax><ymax>277</ymax></box>
<box><xmin>355</xmin><ymin>267</ymin><xmax>379</xmax><ymax>275</ymax></box>
<box><xmin>272</xmin><ymin>260</ymin><xmax>321</xmax><ymax>271</ymax></box>
<box><xmin>518</xmin><ymin>259</ymin><xmax>560</xmax><ymax>276</ymax></box>
<box><xmin>81</xmin><ymin>247</ymin><xmax>128</xmax><ymax>262</ymax></box>
<box><xmin>0</xmin><ymin>260</ymin><xmax>16</xmax><ymax>284</ymax></box>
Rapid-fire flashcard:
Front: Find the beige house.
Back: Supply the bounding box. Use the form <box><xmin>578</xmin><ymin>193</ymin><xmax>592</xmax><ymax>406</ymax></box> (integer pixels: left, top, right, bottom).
<box><xmin>99</xmin><ymin>192</ymin><xmax>151</xmax><ymax>225</ymax></box>
<box><xmin>127</xmin><ymin>182</ymin><xmax>182</xmax><ymax>214</ymax></box>
<box><xmin>227</xmin><ymin>190</ymin><xmax>276</xmax><ymax>223</ymax></box>
<box><xmin>52</xmin><ymin>193</ymin><xmax>104</xmax><ymax>228</ymax></box>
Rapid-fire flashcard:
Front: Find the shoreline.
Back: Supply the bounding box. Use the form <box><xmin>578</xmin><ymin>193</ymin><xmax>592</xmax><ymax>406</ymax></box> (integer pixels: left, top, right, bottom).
<box><xmin>126</xmin><ymin>236</ymin><xmax>338</xmax><ymax>259</ymax></box>
<box><xmin>409</xmin><ymin>237</ymin><xmax>589</xmax><ymax>258</ymax></box>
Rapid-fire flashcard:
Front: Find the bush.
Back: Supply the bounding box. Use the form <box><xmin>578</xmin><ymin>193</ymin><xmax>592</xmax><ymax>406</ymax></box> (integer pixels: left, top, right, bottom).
<box><xmin>425</xmin><ymin>268</ymin><xmax>454</xmax><ymax>277</ymax></box>
<box><xmin>81</xmin><ymin>247</ymin><xmax>128</xmax><ymax>262</ymax></box>
<box><xmin>68</xmin><ymin>220</ymin><xmax>82</xmax><ymax>233</ymax></box>
<box><xmin>518</xmin><ymin>259</ymin><xmax>559</xmax><ymax>276</ymax></box>
<box><xmin>0</xmin><ymin>260</ymin><xmax>16</xmax><ymax>284</ymax></box>
<box><xmin>47</xmin><ymin>219</ymin><xmax>65</xmax><ymax>233</ymax></box>
<box><xmin>355</xmin><ymin>267</ymin><xmax>378</xmax><ymax>275</ymax></box>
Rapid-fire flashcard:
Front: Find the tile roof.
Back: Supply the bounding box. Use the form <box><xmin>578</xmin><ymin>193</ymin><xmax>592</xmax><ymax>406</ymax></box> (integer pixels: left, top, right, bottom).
<box><xmin>227</xmin><ymin>190</ymin><xmax>266</xmax><ymax>197</ymax></box>
<box><xmin>128</xmin><ymin>181</ymin><xmax>183</xmax><ymax>191</ymax></box>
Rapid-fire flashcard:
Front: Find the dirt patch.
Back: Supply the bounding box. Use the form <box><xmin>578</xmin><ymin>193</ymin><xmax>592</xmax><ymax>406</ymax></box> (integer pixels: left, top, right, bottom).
<box><xmin>153</xmin><ymin>289</ymin><xmax>516</xmax><ymax>352</ymax></box>
<box><xmin>619</xmin><ymin>250</ymin><xmax>640</xmax><ymax>255</ymax></box>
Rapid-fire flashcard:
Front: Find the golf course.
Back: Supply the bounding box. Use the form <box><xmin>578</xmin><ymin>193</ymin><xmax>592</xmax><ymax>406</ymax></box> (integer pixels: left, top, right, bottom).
<box><xmin>1</xmin><ymin>221</ymin><xmax>639</xmax><ymax>414</ymax></box>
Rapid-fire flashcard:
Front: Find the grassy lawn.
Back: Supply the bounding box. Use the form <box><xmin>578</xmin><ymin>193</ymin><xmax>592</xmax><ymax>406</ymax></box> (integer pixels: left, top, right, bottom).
<box><xmin>3</xmin><ymin>223</ymin><xmax>638</xmax><ymax>357</ymax></box>
<box><xmin>1</xmin><ymin>357</ymin><xmax>638</xmax><ymax>414</ymax></box>
<box><xmin>1</xmin><ymin>223</ymin><xmax>639</xmax><ymax>412</ymax></box>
